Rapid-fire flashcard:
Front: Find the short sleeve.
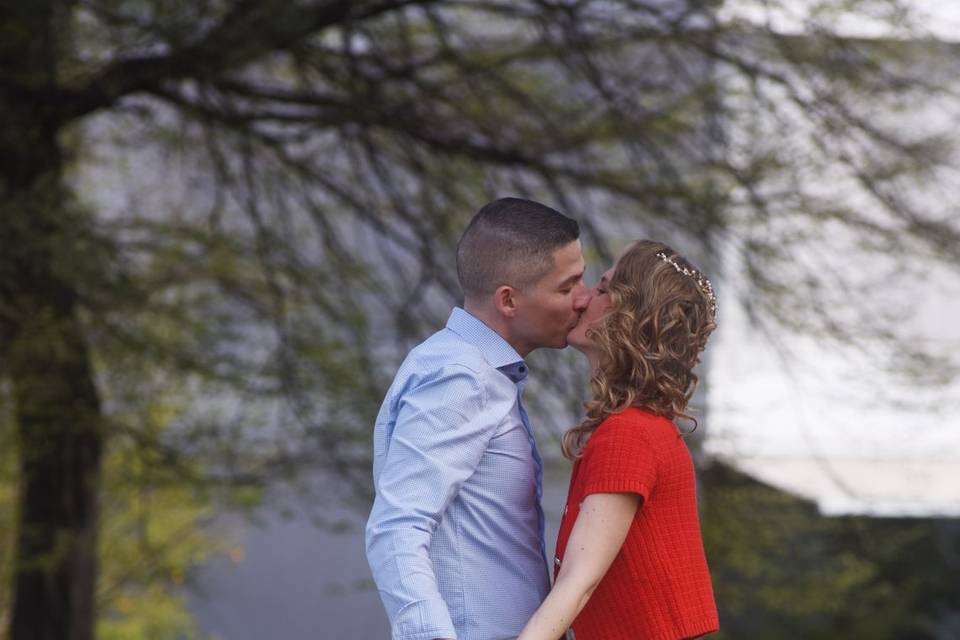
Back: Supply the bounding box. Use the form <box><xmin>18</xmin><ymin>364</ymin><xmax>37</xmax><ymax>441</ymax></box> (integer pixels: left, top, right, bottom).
<box><xmin>580</xmin><ymin>413</ymin><xmax>658</xmax><ymax>501</ymax></box>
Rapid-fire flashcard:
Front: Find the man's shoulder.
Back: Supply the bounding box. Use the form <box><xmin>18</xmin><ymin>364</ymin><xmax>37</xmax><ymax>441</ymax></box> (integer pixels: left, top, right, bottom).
<box><xmin>383</xmin><ymin>330</ymin><xmax>497</xmax><ymax>407</ymax></box>
<box><xmin>383</xmin><ymin>330</ymin><xmax>482</xmax><ymax>391</ymax></box>
<box><xmin>401</xmin><ymin>327</ymin><xmax>492</xmax><ymax>376</ymax></box>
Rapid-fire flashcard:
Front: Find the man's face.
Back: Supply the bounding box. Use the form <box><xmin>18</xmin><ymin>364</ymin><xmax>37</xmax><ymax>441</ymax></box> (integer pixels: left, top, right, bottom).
<box><xmin>512</xmin><ymin>240</ymin><xmax>590</xmax><ymax>353</ymax></box>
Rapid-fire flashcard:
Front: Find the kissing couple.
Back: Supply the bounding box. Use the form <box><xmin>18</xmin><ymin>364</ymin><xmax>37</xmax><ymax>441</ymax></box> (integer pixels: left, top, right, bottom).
<box><xmin>367</xmin><ymin>198</ymin><xmax>720</xmax><ymax>640</ymax></box>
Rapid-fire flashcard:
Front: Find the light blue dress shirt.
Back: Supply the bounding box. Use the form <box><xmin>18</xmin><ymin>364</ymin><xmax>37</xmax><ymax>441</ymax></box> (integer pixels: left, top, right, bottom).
<box><xmin>366</xmin><ymin>307</ymin><xmax>550</xmax><ymax>640</ymax></box>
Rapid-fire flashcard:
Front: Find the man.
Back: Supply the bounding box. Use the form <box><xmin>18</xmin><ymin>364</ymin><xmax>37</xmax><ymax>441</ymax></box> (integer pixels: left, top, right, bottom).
<box><xmin>366</xmin><ymin>197</ymin><xmax>589</xmax><ymax>640</ymax></box>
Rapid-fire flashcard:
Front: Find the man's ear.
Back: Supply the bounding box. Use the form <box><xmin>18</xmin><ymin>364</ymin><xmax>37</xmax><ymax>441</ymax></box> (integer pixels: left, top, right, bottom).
<box><xmin>493</xmin><ymin>285</ymin><xmax>519</xmax><ymax>318</ymax></box>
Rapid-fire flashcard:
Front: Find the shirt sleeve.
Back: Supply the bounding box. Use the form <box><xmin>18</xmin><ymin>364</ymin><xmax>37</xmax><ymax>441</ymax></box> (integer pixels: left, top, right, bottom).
<box><xmin>365</xmin><ymin>364</ymin><xmax>494</xmax><ymax>640</ymax></box>
<box><xmin>580</xmin><ymin>413</ymin><xmax>658</xmax><ymax>502</ymax></box>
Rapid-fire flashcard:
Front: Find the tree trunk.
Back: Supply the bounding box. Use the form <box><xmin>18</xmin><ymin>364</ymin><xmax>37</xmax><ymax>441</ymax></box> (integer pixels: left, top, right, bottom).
<box><xmin>0</xmin><ymin>2</ymin><xmax>104</xmax><ymax>639</ymax></box>
<box><xmin>3</xmin><ymin>206</ymin><xmax>105</xmax><ymax>640</ymax></box>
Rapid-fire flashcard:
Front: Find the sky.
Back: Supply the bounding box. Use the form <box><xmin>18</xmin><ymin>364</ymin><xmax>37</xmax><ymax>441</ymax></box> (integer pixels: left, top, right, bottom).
<box><xmin>720</xmin><ymin>0</ymin><xmax>960</xmax><ymax>41</ymax></box>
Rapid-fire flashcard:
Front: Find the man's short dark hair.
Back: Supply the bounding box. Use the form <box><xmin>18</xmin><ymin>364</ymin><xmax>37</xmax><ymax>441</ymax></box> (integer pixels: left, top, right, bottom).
<box><xmin>456</xmin><ymin>197</ymin><xmax>580</xmax><ymax>299</ymax></box>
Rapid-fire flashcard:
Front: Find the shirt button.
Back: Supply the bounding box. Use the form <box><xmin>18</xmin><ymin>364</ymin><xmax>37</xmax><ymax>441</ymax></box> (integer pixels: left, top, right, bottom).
<box><xmin>563</xmin><ymin>505</ymin><xmax>568</xmax><ymax>515</ymax></box>
<box><xmin>554</xmin><ymin>556</ymin><xmax>561</xmax><ymax>567</ymax></box>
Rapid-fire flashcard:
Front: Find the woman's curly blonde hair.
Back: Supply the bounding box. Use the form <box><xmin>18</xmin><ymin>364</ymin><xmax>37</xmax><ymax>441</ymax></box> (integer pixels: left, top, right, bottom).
<box><xmin>561</xmin><ymin>240</ymin><xmax>718</xmax><ymax>459</ymax></box>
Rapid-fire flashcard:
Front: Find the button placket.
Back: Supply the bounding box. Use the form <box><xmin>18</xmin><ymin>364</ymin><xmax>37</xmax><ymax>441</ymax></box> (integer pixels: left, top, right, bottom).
<box><xmin>512</xmin><ymin>366</ymin><xmax>548</xmax><ymax>581</ymax></box>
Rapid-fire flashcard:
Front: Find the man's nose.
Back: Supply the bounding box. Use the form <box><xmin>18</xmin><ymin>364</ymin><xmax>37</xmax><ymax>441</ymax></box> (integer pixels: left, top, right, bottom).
<box><xmin>573</xmin><ymin>285</ymin><xmax>591</xmax><ymax>311</ymax></box>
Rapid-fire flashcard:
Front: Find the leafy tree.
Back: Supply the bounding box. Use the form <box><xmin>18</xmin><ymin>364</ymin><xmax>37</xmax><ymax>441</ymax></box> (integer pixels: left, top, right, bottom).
<box><xmin>0</xmin><ymin>372</ymin><xmax>223</xmax><ymax>639</ymax></box>
<box><xmin>701</xmin><ymin>462</ymin><xmax>960</xmax><ymax>639</ymax></box>
<box><xmin>1</xmin><ymin>0</ymin><xmax>958</xmax><ymax>637</ymax></box>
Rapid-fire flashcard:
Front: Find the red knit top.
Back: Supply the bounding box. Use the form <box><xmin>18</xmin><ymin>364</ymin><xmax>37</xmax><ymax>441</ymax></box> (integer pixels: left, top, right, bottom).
<box><xmin>554</xmin><ymin>407</ymin><xmax>719</xmax><ymax>640</ymax></box>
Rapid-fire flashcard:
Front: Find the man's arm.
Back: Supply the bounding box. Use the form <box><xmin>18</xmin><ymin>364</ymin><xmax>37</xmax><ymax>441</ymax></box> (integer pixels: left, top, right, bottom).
<box><xmin>366</xmin><ymin>365</ymin><xmax>492</xmax><ymax>640</ymax></box>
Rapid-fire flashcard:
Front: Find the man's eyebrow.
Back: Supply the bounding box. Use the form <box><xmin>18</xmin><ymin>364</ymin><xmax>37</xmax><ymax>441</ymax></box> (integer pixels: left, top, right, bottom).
<box><xmin>559</xmin><ymin>271</ymin><xmax>584</xmax><ymax>287</ymax></box>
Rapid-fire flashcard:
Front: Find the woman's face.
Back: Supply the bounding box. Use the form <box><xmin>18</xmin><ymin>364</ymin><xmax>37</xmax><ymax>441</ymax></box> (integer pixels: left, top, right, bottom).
<box><xmin>567</xmin><ymin>264</ymin><xmax>617</xmax><ymax>353</ymax></box>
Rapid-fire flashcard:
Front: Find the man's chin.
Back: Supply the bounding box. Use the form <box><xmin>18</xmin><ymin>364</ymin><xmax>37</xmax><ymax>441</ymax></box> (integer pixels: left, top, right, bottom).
<box><xmin>543</xmin><ymin>327</ymin><xmax>583</xmax><ymax>350</ymax></box>
<box><xmin>548</xmin><ymin>337</ymin><xmax>569</xmax><ymax>350</ymax></box>
<box><xmin>550</xmin><ymin>332</ymin><xmax>576</xmax><ymax>349</ymax></box>
<box><xmin>563</xmin><ymin>331</ymin><xmax>584</xmax><ymax>350</ymax></box>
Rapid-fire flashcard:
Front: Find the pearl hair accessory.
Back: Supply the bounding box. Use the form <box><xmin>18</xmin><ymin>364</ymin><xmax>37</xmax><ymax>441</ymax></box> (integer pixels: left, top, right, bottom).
<box><xmin>656</xmin><ymin>252</ymin><xmax>718</xmax><ymax>318</ymax></box>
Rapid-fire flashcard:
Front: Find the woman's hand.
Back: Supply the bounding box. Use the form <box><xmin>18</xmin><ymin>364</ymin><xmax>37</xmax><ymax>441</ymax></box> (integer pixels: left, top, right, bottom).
<box><xmin>516</xmin><ymin>492</ymin><xmax>641</xmax><ymax>640</ymax></box>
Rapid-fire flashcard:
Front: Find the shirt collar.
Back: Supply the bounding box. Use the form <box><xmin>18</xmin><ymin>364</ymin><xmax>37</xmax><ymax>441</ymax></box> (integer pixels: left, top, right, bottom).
<box><xmin>446</xmin><ymin>307</ymin><xmax>527</xmax><ymax>376</ymax></box>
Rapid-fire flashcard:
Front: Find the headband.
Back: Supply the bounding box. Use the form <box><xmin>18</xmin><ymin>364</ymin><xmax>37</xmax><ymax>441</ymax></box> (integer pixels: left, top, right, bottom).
<box><xmin>656</xmin><ymin>252</ymin><xmax>718</xmax><ymax>318</ymax></box>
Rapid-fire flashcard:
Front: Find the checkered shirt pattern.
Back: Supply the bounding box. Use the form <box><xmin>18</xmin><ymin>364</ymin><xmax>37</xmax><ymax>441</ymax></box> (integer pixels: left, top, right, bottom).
<box><xmin>366</xmin><ymin>307</ymin><xmax>550</xmax><ymax>640</ymax></box>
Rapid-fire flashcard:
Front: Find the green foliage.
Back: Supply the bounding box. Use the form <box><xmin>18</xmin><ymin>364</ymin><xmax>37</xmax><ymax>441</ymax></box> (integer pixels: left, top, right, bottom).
<box><xmin>94</xmin><ymin>398</ymin><xmax>221</xmax><ymax>639</ymax></box>
<box><xmin>0</xmin><ymin>381</ymin><xmax>228</xmax><ymax>639</ymax></box>
<box><xmin>701</xmin><ymin>462</ymin><xmax>960</xmax><ymax>639</ymax></box>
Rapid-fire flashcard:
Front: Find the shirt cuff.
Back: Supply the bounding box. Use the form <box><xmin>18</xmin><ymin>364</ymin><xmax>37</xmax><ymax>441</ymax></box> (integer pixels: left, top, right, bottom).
<box><xmin>392</xmin><ymin>598</ymin><xmax>457</xmax><ymax>640</ymax></box>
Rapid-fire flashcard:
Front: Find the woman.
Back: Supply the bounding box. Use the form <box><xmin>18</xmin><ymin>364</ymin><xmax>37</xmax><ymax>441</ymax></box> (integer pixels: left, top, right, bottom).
<box><xmin>518</xmin><ymin>240</ymin><xmax>720</xmax><ymax>640</ymax></box>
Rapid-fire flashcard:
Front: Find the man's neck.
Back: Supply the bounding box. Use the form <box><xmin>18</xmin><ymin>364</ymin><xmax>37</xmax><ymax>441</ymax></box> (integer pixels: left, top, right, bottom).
<box><xmin>461</xmin><ymin>302</ymin><xmax>530</xmax><ymax>358</ymax></box>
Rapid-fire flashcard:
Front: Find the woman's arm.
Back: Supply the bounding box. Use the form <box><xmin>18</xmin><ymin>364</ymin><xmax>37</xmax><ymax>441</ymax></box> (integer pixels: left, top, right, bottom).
<box><xmin>517</xmin><ymin>492</ymin><xmax>641</xmax><ymax>640</ymax></box>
